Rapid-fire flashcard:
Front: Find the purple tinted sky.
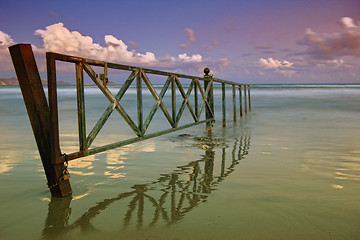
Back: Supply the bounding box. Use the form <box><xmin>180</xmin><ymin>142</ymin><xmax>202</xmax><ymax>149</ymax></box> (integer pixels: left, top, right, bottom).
<box><xmin>1</xmin><ymin>0</ymin><xmax>360</xmax><ymax>83</ymax></box>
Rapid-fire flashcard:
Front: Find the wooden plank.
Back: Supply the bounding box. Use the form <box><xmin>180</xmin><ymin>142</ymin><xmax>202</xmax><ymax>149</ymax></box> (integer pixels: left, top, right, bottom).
<box><xmin>136</xmin><ymin>71</ymin><xmax>143</xmax><ymax>135</ymax></box>
<box><xmin>232</xmin><ymin>85</ymin><xmax>236</xmax><ymax>121</ymax></box>
<box><xmin>207</xmin><ymin>80</ymin><xmax>215</xmax><ymax>118</ymax></box>
<box><xmin>239</xmin><ymin>86</ymin><xmax>243</xmax><ymax>117</ymax></box>
<box><xmin>209</xmin><ymin>78</ymin><xmax>214</xmax><ymax>130</ymax></box>
<box><xmin>46</xmin><ymin>52</ymin><xmax>72</xmax><ymax>196</ymax></box>
<box><xmin>244</xmin><ymin>85</ymin><xmax>248</xmax><ymax>114</ymax></box>
<box><xmin>46</xmin><ymin>51</ymin><xmax>246</xmax><ymax>87</ymax></box>
<box><xmin>9</xmin><ymin>44</ymin><xmax>71</xmax><ymax>197</ymax></box>
<box><xmin>171</xmin><ymin>76</ymin><xmax>176</xmax><ymax>123</ymax></box>
<box><xmin>204</xmin><ymin>77</ymin><xmax>213</xmax><ymax>133</ymax></box>
<box><xmin>75</xmin><ymin>62</ymin><xmax>86</xmax><ymax>151</ymax></box>
<box><xmin>46</xmin><ymin>53</ymin><xmax>62</xmax><ymax>165</ymax></box>
<box><xmin>60</xmin><ymin>151</ymin><xmax>85</xmax><ymax>162</ymax></box>
<box><xmin>194</xmin><ymin>80</ymin><xmax>198</xmax><ymax>117</ymax></box>
<box><xmin>248</xmin><ymin>85</ymin><xmax>252</xmax><ymax>112</ymax></box>
<box><xmin>222</xmin><ymin>83</ymin><xmax>226</xmax><ymax>127</ymax></box>
<box><xmin>46</xmin><ymin>53</ymin><xmax>72</xmax><ymax>196</ymax></box>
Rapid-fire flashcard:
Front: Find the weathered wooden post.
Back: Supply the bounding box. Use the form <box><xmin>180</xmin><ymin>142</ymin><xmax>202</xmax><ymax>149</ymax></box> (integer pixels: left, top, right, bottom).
<box><xmin>232</xmin><ymin>85</ymin><xmax>236</xmax><ymax>121</ymax></box>
<box><xmin>244</xmin><ymin>85</ymin><xmax>248</xmax><ymax>114</ymax></box>
<box><xmin>75</xmin><ymin>62</ymin><xmax>86</xmax><ymax>151</ymax></box>
<box><xmin>203</xmin><ymin>68</ymin><xmax>213</xmax><ymax>134</ymax></box>
<box><xmin>9</xmin><ymin>44</ymin><xmax>72</xmax><ymax>197</ymax></box>
<box><xmin>136</xmin><ymin>71</ymin><xmax>143</xmax><ymax>135</ymax></box>
<box><xmin>239</xmin><ymin>85</ymin><xmax>243</xmax><ymax>117</ymax></box>
<box><xmin>248</xmin><ymin>84</ymin><xmax>251</xmax><ymax>112</ymax></box>
<box><xmin>194</xmin><ymin>78</ymin><xmax>198</xmax><ymax>118</ymax></box>
<box><xmin>222</xmin><ymin>82</ymin><xmax>226</xmax><ymax>127</ymax></box>
<box><xmin>171</xmin><ymin>75</ymin><xmax>176</xmax><ymax>123</ymax></box>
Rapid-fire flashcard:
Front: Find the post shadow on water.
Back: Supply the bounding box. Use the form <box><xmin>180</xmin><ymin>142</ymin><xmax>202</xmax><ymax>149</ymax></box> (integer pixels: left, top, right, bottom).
<box><xmin>42</xmin><ymin>135</ymin><xmax>250</xmax><ymax>239</ymax></box>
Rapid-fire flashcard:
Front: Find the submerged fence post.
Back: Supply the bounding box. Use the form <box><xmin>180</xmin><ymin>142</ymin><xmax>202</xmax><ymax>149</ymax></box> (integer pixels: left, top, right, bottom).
<box><xmin>204</xmin><ymin>68</ymin><xmax>213</xmax><ymax>134</ymax></box>
<box><xmin>248</xmin><ymin>85</ymin><xmax>251</xmax><ymax>112</ymax></box>
<box><xmin>244</xmin><ymin>85</ymin><xmax>248</xmax><ymax>114</ymax></box>
<box><xmin>239</xmin><ymin>85</ymin><xmax>243</xmax><ymax>117</ymax></box>
<box><xmin>232</xmin><ymin>85</ymin><xmax>236</xmax><ymax>121</ymax></box>
<box><xmin>9</xmin><ymin>44</ymin><xmax>72</xmax><ymax>197</ymax></box>
<box><xmin>222</xmin><ymin>82</ymin><xmax>226</xmax><ymax>127</ymax></box>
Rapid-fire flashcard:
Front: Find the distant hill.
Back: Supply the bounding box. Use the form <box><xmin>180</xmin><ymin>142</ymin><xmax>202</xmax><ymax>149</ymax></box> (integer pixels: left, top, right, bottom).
<box><xmin>0</xmin><ymin>78</ymin><xmax>18</xmax><ymax>85</ymax></box>
<box><xmin>0</xmin><ymin>78</ymin><xmax>71</xmax><ymax>85</ymax></box>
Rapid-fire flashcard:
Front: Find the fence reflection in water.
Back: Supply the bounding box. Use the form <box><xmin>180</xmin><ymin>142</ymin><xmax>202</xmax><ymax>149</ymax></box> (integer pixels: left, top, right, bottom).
<box><xmin>42</xmin><ymin>136</ymin><xmax>250</xmax><ymax>237</ymax></box>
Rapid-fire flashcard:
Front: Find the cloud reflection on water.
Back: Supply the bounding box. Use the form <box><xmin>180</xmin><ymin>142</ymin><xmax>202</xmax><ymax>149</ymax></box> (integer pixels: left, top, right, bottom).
<box><xmin>302</xmin><ymin>145</ymin><xmax>360</xmax><ymax>189</ymax></box>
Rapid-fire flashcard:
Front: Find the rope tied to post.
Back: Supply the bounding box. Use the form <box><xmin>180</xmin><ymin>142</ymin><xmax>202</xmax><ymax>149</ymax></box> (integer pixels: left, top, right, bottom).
<box><xmin>47</xmin><ymin>153</ymin><xmax>70</xmax><ymax>189</ymax></box>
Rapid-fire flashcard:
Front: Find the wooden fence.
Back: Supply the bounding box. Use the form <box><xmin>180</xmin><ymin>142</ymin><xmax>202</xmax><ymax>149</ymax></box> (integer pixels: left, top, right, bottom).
<box><xmin>9</xmin><ymin>43</ymin><xmax>251</xmax><ymax>197</ymax></box>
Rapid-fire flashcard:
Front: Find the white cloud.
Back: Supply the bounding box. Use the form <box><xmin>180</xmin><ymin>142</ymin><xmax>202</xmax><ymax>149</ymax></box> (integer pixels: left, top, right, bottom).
<box><xmin>34</xmin><ymin>23</ymin><xmax>158</xmax><ymax>65</ymax></box>
<box><xmin>177</xmin><ymin>53</ymin><xmax>202</xmax><ymax>63</ymax></box>
<box><xmin>299</xmin><ymin>17</ymin><xmax>360</xmax><ymax>60</ymax></box>
<box><xmin>259</xmin><ymin>57</ymin><xmax>294</xmax><ymax>69</ymax></box>
<box><xmin>340</xmin><ymin>17</ymin><xmax>357</xmax><ymax>28</ymax></box>
<box><xmin>0</xmin><ymin>31</ymin><xmax>15</xmax><ymax>46</ymax></box>
<box><xmin>258</xmin><ymin>57</ymin><xmax>295</xmax><ymax>77</ymax></box>
<box><xmin>0</xmin><ymin>31</ymin><xmax>16</xmax><ymax>71</ymax></box>
<box><xmin>327</xmin><ymin>59</ymin><xmax>344</xmax><ymax>67</ymax></box>
<box><xmin>33</xmin><ymin>23</ymin><xmax>205</xmax><ymax>67</ymax></box>
<box><xmin>316</xmin><ymin>59</ymin><xmax>350</xmax><ymax>68</ymax></box>
<box><xmin>0</xmin><ymin>23</ymin><xmax>205</xmax><ymax>73</ymax></box>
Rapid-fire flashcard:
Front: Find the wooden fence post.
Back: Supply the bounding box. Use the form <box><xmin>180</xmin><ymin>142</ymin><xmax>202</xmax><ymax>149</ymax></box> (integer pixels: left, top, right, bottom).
<box><xmin>239</xmin><ymin>85</ymin><xmax>243</xmax><ymax>117</ymax></box>
<box><xmin>222</xmin><ymin>82</ymin><xmax>226</xmax><ymax>127</ymax></box>
<box><xmin>232</xmin><ymin>84</ymin><xmax>236</xmax><ymax>121</ymax></box>
<box><xmin>244</xmin><ymin>85</ymin><xmax>248</xmax><ymax>114</ymax></box>
<box><xmin>248</xmin><ymin>85</ymin><xmax>251</xmax><ymax>112</ymax></box>
<box><xmin>9</xmin><ymin>44</ymin><xmax>72</xmax><ymax>197</ymax></box>
<box><xmin>204</xmin><ymin>68</ymin><xmax>213</xmax><ymax>134</ymax></box>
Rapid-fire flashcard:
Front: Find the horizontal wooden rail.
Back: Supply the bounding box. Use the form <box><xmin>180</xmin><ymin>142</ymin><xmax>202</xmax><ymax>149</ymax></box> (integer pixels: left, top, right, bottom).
<box><xmin>46</xmin><ymin>52</ymin><xmax>247</xmax><ymax>87</ymax></box>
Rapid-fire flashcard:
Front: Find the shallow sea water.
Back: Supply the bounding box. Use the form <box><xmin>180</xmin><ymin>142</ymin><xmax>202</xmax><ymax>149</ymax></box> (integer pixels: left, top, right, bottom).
<box><xmin>0</xmin><ymin>84</ymin><xmax>360</xmax><ymax>240</ymax></box>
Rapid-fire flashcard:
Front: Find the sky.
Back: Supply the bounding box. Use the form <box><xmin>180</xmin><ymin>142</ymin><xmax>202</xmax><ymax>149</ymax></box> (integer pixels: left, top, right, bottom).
<box><xmin>0</xmin><ymin>0</ymin><xmax>360</xmax><ymax>84</ymax></box>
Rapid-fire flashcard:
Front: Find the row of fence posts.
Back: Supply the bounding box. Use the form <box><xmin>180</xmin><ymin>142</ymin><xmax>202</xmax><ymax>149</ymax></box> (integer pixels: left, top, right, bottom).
<box><xmin>204</xmin><ymin>68</ymin><xmax>251</xmax><ymax>132</ymax></box>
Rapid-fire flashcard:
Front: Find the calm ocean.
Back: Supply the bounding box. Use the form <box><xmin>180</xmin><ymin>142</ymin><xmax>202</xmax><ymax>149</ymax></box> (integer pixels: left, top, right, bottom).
<box><xmin>0</xmin><ymin>84</ymin><xmax>359</xmax><ymax>240</ymax></box>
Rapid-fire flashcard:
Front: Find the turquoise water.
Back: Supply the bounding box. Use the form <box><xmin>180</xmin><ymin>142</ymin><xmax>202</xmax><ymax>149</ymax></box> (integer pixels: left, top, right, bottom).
<box><xmin>1</xmin><ymin>84</ymin><xmax>360</xmax><ymax>239</ymax></box>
